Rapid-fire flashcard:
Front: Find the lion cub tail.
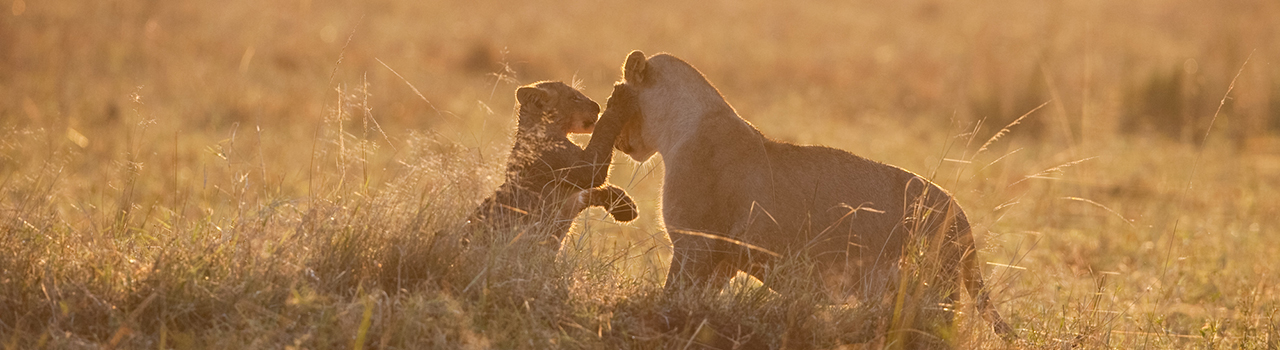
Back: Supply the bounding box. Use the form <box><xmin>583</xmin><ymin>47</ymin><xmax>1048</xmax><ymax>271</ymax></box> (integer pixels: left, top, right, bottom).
<box><xmin>957</xmin><ymin>218</ymin><xmax>1018</xmax><ymax>341</ymax></box>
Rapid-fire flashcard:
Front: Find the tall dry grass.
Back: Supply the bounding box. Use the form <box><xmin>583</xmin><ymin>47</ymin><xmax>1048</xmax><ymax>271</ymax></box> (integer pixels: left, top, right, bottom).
<box><xmin>3</xmin><ymin>0</ymin><xmax>1280</xmax><ymax>348</ymax></box>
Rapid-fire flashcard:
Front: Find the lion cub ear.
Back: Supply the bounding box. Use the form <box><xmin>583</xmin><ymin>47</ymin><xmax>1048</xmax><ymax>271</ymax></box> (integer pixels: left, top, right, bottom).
<box><xmin>623</xmin><ymin>50</ymin><xmax>647</xmax><ymax>84</ymax></box>
<box><xmin>516</xmin><ymin>86</ymin><xmax>548</xmax><ymax>108</ymax></box>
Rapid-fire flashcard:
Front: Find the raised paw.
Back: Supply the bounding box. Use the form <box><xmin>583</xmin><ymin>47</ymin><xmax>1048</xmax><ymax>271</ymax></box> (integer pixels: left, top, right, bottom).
<box><xmin>605</xmin><ymin>83</ymin><xmax>640</xmax><ymax>119</ymax></box>
<box><xmin>608</xmin><ymin>194</ymin><xmax>638</xmax><ymax>222</ymax></box>
<box><xmin>584</xmin><ymin>185</ymin><xmax>639</xmax><ymax>222</ymax></box>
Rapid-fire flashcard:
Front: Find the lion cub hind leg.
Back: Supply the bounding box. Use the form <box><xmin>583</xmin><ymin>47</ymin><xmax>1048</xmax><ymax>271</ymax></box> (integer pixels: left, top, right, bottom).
<box><xmin>580</xmin><ymin>185</ymin><xmax>638</xmax><ymax>222</ymax></box>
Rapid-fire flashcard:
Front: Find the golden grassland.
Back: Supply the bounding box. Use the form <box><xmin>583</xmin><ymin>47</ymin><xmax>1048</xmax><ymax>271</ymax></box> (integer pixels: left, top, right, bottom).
<box><xmin>2</xmin><ymin>0</ymin><xmax>1279</xmax><ymax>348</ymax></box>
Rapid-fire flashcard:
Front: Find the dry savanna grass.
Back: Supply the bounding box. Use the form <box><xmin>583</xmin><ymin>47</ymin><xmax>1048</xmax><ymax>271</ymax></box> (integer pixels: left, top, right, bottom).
<box><xmin>3</xmin><ymin>0</ymin><xmax>1280</xmax><ymax>348</ymax></box>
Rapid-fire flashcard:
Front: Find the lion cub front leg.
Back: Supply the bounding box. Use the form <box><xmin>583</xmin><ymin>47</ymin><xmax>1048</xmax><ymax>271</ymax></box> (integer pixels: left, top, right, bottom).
<box><xmin>664</xmin><ymin>235</ymin><xmax>738</xmax><ymax>293</ymax></box>
<box><xmin>558</xmin><ymin>83</ymin><xmax>639</xmax><ymax>189</ymax></box>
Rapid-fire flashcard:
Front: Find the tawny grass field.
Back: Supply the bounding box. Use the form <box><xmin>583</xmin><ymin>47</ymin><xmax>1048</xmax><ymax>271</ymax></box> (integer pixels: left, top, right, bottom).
<box><xmin>2</xmin><ymin>0</ymin><xmax>1278</xmax><ymax>348</ymax></box>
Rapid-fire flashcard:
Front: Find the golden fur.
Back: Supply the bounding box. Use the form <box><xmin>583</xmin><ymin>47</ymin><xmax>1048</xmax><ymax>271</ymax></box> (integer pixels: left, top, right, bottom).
<box><xmin>610</xmin><ymin>51</ymin><xmax>1015</xmax><ymax>341</ymax></box>
<box><xmin>469</xmin><ymin>81</ymin><xmax>639</xmax><ymax>248</ymax></box>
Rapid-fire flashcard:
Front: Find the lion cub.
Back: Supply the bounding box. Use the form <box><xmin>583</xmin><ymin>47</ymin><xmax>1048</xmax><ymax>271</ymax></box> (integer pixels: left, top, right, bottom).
<box><xmin>468</xmin><ymin>81</ymin><xmax>639</xmax><ymax>248</ymax></box>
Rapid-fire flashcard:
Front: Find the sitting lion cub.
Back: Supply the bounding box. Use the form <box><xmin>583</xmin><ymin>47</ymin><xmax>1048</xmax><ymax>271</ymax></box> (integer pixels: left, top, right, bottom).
<box><xmin>608</xmin><ymin>51</ymin><xmax>1016</xmax><ymax>345</ymax></box>
<box><xmin>468</xmin><ymin>81</ymin><xmax>639</xmax><ymax>249</ymax></box>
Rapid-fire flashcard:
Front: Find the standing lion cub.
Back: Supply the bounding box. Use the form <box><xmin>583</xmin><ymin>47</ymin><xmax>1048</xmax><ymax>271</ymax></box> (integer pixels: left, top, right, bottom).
<box><xmin>468</xmin><ymin>81</ymin><xmax>639</xmax><ymax>249</ymax></box>
<box><xmin>607</xmin><ymin>51</ymin><xmax>1016</xmax><ymax>345</ymax></box>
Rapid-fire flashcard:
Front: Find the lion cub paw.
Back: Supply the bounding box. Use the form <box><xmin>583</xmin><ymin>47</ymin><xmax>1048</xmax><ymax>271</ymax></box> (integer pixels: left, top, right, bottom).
<box><xmin>584</xmin><ymin>185</ymin><xmax>638</xmax><ymax>222</ymax></box>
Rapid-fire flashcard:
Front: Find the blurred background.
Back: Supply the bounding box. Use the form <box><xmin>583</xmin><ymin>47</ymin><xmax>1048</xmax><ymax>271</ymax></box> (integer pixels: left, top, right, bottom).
<box><xmin>4</xmin><ymin>0</ymin><xmax>1278</xmax><ymax>188</ymax></box>
<box><xmin>4</xmin><ymin>0</ymin><xmax>1278</xmax><ymax>178</ymax></box>
<box><xmin>3</xmin><ymin>0</ymin><xmax>1279</xmax><ymax>346</ymax></box>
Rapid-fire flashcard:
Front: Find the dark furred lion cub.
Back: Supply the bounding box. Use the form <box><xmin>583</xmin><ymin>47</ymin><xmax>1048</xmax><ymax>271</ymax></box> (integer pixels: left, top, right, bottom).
<box><xmin>468</xmin><ymin>81</ymin><xmax>639</xmax><ymax>248</ymax></box>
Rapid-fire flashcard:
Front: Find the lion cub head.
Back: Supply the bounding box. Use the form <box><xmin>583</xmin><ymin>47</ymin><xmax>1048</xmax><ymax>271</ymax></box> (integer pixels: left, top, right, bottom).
<box><xmin>612</xmin><ymin>50</ymin><xmax>726</xmax><ymax>162</ymax></box>
<box><xmin>516</xmin><ymin>81</ymin><xmax>601</xmax><ymax>135</ymax></box>
<box><xmin>613</xmin><ymin>51</ymin><xmax>657</xmax><ymax>162</ymax></box>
